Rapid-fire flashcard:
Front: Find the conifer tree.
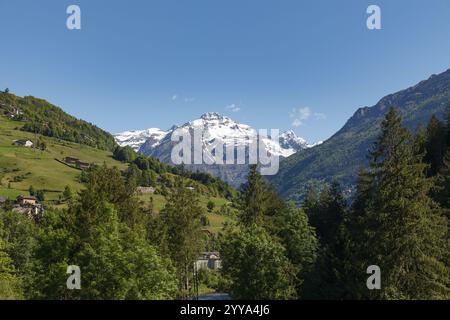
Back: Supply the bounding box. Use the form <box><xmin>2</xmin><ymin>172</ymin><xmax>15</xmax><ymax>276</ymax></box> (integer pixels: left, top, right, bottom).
<box><xmin>309</xmin><ymin>182</ymin><xmax>347</xmax><ymax>244</ymax></box>
<box><xmin>302</xmin><ymin>182</ymin><xmax>349</xmax><ymax>299</ymax></box>
<box><xmin>348</xmin><ymin>108</ymin><xmax>449</xmax><ymax>299</ymax></box>
<box><xmin>424</xmin><ymin>115</ymin><xmax>446</xmax><ymax>176</ymax></box>
<box><xmin>436</xmin><ymin>148</ymin><xmax>450</xmax><ymax>211</ymax></box>
<box><xmin>238</xmin><ymin>165</ymin><xmax>269</xmax><ymax>226</ymax></box>
<box><xmin>302</xmin><ymin>183</ymin><xmax>320</xmax><ymax>218</ymax></box>
<box><xmin>160</xmin><ymin>176</ymin><xmax>204</xmax><ymax>297</ymax></box>
<box><xmin>275</xmin><ymin>206</ymin><xmax>318</xmax><ymax>297</ymax></box>
<box><xmin>238</xmin><ymin>165</ymin><xmax>284</xmax><ymax>227</ymax></box>
<box><xmin>445</xmin><ymin>103</ymin><xmax>450</xmax><ymax>146</ymax></box>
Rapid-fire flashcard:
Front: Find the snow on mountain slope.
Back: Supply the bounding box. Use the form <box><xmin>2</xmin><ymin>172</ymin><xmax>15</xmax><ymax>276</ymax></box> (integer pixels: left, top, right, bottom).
<box><xmin>115</xmin><ymin>112</ymin><xmax>315</xmax><ymax>187</ymax></box>
<box><xmin>116</xmin><ymin>112</ymin><xmax>312</xmax><ymax>158</ymax></box>
<box><xmin>114</xmin><ymin>128</ymin><xmax>168</xmax><ymax>151</ymax></box>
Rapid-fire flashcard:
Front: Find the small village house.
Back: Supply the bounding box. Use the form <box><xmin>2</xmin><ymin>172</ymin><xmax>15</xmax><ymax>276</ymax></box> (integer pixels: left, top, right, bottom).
<box><xmin>16</xmin><ymin>195</ymin><xmax>38</xmax><ymax>206</ymax></box>
<box><xmin>13</xmin><ymin>195</ymin><xmax>44</xmax><ymax>222</ymax></box>
<box><xmin>12</xmin><ymin>139</ymin><xmax>34</xmax><ymax>148</ymax></box>
<box><xmin>75</xmin><ymin>160</ymin><xmax>90</xmax><ymax>169</ymax></box>
<box><xmin>64</xmin><ymin>157</ymin><xmax>91</xmax><ymax>170</ymax></box>
<box><xmin>1</xmin><ymin>104</ymin><xmax>23</xmax><ymax>119</ymax></box>
<box><xmin>136</xmin><ymin>186</ymin><xmax>155</xmax><ymax>194</ymax></box>
<box><xmin>64</xmin><ymin>156</ymin><xmax>80</xmax><ymax>164</ymax></box>
<box><xmin>195</xmin><ymin>252</ymin><xmax>222</xmax><ymax>271</ymax></box>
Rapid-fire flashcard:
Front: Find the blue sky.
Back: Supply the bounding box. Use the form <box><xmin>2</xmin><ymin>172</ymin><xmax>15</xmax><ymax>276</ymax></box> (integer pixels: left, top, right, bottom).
<box><xmin>1</xmin><ymin>0</ymin><xmax>450</xmax><ymax>143</ymax></box>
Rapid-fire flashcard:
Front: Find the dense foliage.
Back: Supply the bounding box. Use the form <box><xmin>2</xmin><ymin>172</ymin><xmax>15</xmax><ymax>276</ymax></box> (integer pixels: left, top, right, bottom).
<box><xmin>113</xmin><ymin>145</ymin><xmax>235</xmax><ymax>199</ymax></box>
<box><xmin>219</xmin><ymin>165</ymin><xmax>318</xmax><ymax>299</ymax></box>
<box><xmin>300</xmin><ymin>108</ymin><xmax>450</xmax><ymax>299</ymax></box>
<box><xmin>1</xmin><ymin>166</ymin><xmax>180</xmax><ymax>299</ymax></box>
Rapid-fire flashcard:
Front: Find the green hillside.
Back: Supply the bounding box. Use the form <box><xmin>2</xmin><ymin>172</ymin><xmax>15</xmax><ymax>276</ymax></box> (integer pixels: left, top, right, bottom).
<box><xmin>0</xmin><ymin>92</ymin><xmax>116</xmax><ymax>150</ymax></box>
<box><xmin>0</xmin><ymin>114</ymin><xmax>127</xmax><ymax>200</ymax></box>
<box><xmin>271</xmin><ymin>69</ymin><xmax>450</xmax><ymax>202</ymax></box>
<box><xmin>0</xmin><ymin>108</ymin><xmax>235</xmax><ymax>234</ymax></box>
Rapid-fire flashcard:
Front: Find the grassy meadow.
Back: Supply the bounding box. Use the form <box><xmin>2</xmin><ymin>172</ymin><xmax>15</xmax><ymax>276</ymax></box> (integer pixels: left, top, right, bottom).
<box><xmin>0</xmin><ymin>115</ymin><xmax>234</xmax><ymax>234</ymax></box>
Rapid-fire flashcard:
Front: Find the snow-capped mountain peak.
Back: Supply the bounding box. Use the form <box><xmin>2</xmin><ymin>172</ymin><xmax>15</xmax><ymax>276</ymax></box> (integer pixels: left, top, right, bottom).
<box><xmin>279</xmin><ymin>130</ymin><xmax>308</xmax><ymax>150</ymax></box>
<box><xmin>114</xmin><ymin>128</ymin><xmax>168</xmax><ymax>152</ymax></box>
<box><xmin>114</xmin><ymin>113</ymin><xmax>313</xmax><ymax>158</ymax></box>
<box><xmin>200</xmin><ymin>112</ymin><xmax>229</xmax><ymax>121</ymax></box>
<box><xmin>114</xmin><ymin>113</ymin><xmax>316</xmax><ymax>187</ymax></box>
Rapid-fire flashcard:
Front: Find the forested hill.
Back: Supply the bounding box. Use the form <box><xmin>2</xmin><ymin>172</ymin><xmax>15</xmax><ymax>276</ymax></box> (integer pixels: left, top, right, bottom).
<box><xmin>270</xmin><ymin>68</ymin><xmax>450</xmax><ymax>202</ymax></box>
<box><xmin>0</xmin><ymin>91</ymin><xmax>116</xmax><ymax>151</ymax></box>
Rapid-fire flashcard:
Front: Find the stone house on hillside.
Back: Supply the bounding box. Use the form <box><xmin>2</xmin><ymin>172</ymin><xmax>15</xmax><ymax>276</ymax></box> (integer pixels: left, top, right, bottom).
<box><xmin>13</xmin><ymin>195</ymin><xmax>44</xmax><ymax>222</ymax></box>
<box><xmin>17</xmin><ymin>195</ymin><xmax>38</xmax><ymax>206</ymax></box>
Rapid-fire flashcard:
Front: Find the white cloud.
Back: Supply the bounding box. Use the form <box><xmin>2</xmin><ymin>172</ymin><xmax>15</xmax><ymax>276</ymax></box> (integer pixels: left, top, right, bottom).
<box><xmin>225</xmin><ymin>104</ymin><xmax>241</xmax><ymax>113</ymax></box>
<box><xmin>184</xmin><ymin>97</ymin><xmax>195</xmax><ymax>102</ymax></box>
<box><xmin>292</xmin><ymin>118</ymin><xmax>303</xmax><ymax>127</ymax></box>
<box><xmin>172</xmin><ymin>94</ymin><xmax>178</xmax><ymax>101</ymax></box>
<box><xmin>290</xmin><ymin>107</ymin><xmax>311</xmax><ymax>127</ymax></box>
<box><xmin>298</xmin><ymin>107</ymin><xmax>311</xmax><ymax>120</ymax></box>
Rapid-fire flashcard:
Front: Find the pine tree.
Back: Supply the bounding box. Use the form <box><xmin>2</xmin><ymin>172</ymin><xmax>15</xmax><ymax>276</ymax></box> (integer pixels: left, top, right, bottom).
<box><xmin>76</xmin><ymin>165</ymin><xmax>143</xmax><ymax>228</ymax></box>
<box><xmin>445</xmin><ymin>103</ymin><xmax>450</xmax><ymax>147</ymax></box>
<box><xmin>424</xmin><ymin>115</ymin><xmax>446</xmax><ymax>176</ymax></box>
<box><xmin>302</xmin><ymin>183</ymin><xmax>320</xmax><ymax>218</ymax></box>
<box><xmin>348</xmin><ymin>108</ymin><xmax>449</xmax><ymax>299</ymax></box>
<box><xmin>413</xmin><ymin>124</ymin><xmax>427</xmax><ymax>156</ymax></box>
<box><xmin>436</xmin><ymin>148</ymin><xmax>450</xmax><ymax>210</ymax></box>
<box><xmin>238</xmin><ymin>165</ymin><xmax>269</xmax><ymax>226</ymax></box>
<box><xmin>309</xmin><ymin>182</ymin><xmax>347</xmax><ymax>244</ymax></box>
<box><xmin>160</xmin><ymin>176</ymin><xmax>204</xmax><ymax>298</ymax></box>
<box><xmin>302</xmin><ymin>182</ymin><xmax>349</xmax><ymax>299</ymax></box>
<box><xmin>238</xmin><ymin>165</ymin><xmax>284</xmax><ymax>227</ymax></box>
<box><xmin>275</xmin><ymin>206</ymin><xmax>318</xmax><ymax>297</ymax></box>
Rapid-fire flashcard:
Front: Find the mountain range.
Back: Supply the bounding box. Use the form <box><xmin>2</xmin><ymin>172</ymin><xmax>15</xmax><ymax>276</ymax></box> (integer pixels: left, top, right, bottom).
<box><xmin>115</xmin><ymin>112</ymin><xmax>314</xmax><ymax>187</ymax></box>
<box><xmin>114</xmin><ymin>69</ymin><xmax>450</xmax><ymax>195</ymax></box>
